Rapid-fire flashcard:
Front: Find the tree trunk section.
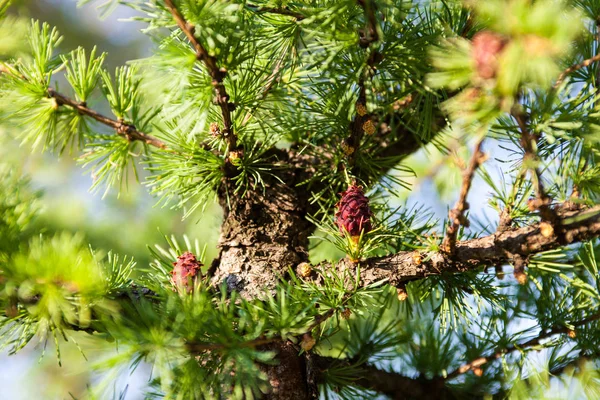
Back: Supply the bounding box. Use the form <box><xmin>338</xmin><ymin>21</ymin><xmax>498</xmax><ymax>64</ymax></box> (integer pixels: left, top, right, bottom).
<box><xmin>211</xmin><ymin>152</ymin><xmax>319</xmax><ymax>397</ymax></box>
<box><xmin>261</xmin><ymin>342</ymin><xmax>312</xmax><ymax>400</ymax></box>
<box><xmin>212</xmin><ymin>159</ymin><xmax>313</xmax><ymax>299</ymax></box>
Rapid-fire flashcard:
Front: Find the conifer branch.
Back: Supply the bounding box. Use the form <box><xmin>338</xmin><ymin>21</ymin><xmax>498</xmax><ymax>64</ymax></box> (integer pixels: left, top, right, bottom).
<box><xmin>554</xmin><ymin>53</ymin><xmax>600</xmax><ymax>89</ymax></box>
<box><xmin>343</xmin><ymin>0</ymin><xmax>381</xmax><ymax>170</ymax></box>
<box><xmin>442</xmin><ymin>138</ymin><xmax>486</xmax><ymax>254</ymax></box>
<box><xmin>512</xmin><ymin>108</ymin><xmax>560</xmax><ymax>227</ymax></box>
<box><xmin>370</xmin><ymin>123</ymin><xmax>423</xmax><ymax>160</ymax></box>
<box><xmin>185</xmin><ymin>337</ymin><xmax>277</xmax><ymax>352</ymax></box>
<box><xmin>353</xmin><ymin>365</ymin><xmax>447</xmax><ymax>400</ymax></box>
<box><xmin>596</xmin><ymin>20</ymin><xmax>600</xmax><ymax>88</ymax></box>
<box><xmin>331</xmin><ymin>203</ymin><xmax>600</xmax><ymax>289</ymax></box>
<box><xmin>47</xmin><ymin>88</ymin><xmax>167</xmax><ymax>149</ymax></box>
<box><xmin>163</xmin><ymin>0</ymin><xmax>237</xmax><ymax>151</ymax></box>
<box><xmin>241</xmin><ymin>50</ymin><xmax>287</xmax><ymax>127</ymax></box>
<box><xmin>0</xmin><ymin>63</ymin><xmax>167</xmax><ymax>149</ymax></box>
<box><xmin>246</xmin><ymin>4</ymin><xmax>305</xmax><ymax>20</ymax></box>
<box><xmin>185</xmin><ymin>308</ymin><xmax>336</xmax><ymax>354</ymax></box>
<box><xmin>313</xmin><ymin>355</ymin><xmax>451</xmax><ymax>399</ymax></box>
<box><xmin>345</xmin><ymin>80</ymin><xmax>370</xmax><ymax>167</ymax></box>
<box><xmin>548</xmin><ymin>354</ymin><xmax>592</xmax><ymax>377</ymax></box>
<box><xmin>445</xmin><ymin>310</ymin><xmax>600</xmax><ymax>380</ymax></box>
<box><xmin>357</xmin><ymin>0</ymin><xmax>379</xmax><ymax>46</ymax></box>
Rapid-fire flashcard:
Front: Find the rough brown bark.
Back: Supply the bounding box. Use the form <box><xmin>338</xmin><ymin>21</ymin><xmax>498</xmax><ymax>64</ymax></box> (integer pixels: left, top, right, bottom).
<box><xmin>339</xmin><ymin>205</ymin><xmax>600</xmax><ymax>288</ymax></box>
<box><xmin>211</xmin><ymin>152</ymin><xmax>313</xmax><ymax>299</ymax></box>
<box><xmin>260</xmin><ymin>342</ymin><xmax>311</xmax><ymax>400</ymax></box>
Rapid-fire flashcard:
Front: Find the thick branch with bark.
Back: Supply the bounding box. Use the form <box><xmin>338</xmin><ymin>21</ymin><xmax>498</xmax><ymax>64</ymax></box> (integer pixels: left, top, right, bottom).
<box><xmin>210</xmin><ymin>151</ymin><xmax>313</xmax><ymax>299</ymax></box>
<box><xmin>336</xmin><ymin>205</ymin><xmax>600</xmax><ymax>289</ymax></box>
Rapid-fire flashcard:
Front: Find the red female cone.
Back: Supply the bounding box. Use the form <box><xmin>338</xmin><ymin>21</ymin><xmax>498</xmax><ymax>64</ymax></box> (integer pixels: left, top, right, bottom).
<box><xmin>171</xmin><ymin>251</ymin><xmax>203</xmax><ymax>291</ymax></box>
<box><xmin>335</xmin><ymin>184</ymin><xmax>373</xmax><ymax>242</ymax></box>
<box><xmin>472</xmin><ymin>31</ymin><xmax>507</xmax><ymax>80</ymax></box>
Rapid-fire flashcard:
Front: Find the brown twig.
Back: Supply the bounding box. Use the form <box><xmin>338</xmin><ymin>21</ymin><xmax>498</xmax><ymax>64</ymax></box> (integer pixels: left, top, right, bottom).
<box><xmin>164</xmin><ymin>0</ymin><xmax>237</xmax><ymax>151</ymax></box>
<box><xmin>569</xmin><ymin>23</ymin><xmax>600</xmax><ymax>201</ymax></box>
<box><xmin>0</xmin><ymin>63</ymin><xmax>167</xmax><ymax>149</ymax></box>
<box><xmin>48</xmin><ymin>89</ymin><xmax>167</xmax><ymax>149</ymax></box>
<box><xmin>445</xmin><ymin>310</ymin><xmax>600</xmax><ymax>380</ymax></box>
<box><xmin>343</xmin><ymin>0</ymin><xmax>381</xmax><ymax>170</ymax></box>
<box><xmin>442</xmin><ymin>138</ymin><xmax>486</xmax><ymax>254</ymax></box>
<box><xmin>246</xmin><ymin>4</ymin><xmax>305</xmax><ymax>20</ymax></box>
<box><xmin>512</xmin><ymin>108</ymin><xmax>560</xmax><ymax>227</ymax></box>
<box><xmin>357</xmin><ymin>0</ymin><xmax>379</xmax><ymax>46</ymax></box>
<box><xmin>345</xmin><ymin>80</ymin><xmax>370</xmax><ymax>167</ymax></box>
<box><xmin>554</xmin><ymin>53</ymin><xmax>600</xmax><ymax>89</ymax></box>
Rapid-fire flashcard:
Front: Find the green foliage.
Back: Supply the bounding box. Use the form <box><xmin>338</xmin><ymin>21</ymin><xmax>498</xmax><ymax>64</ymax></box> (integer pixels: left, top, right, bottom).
<box><xmin>28</xmin><ymin>20</ymin><xmax>63</xmax><ymax>84</ymax></box>
<box><xmin>146</xmin><ymin>126</ymin><xmax>224</xmax><ymax>217</ymax></box>
<box><xmin>429</xmin><ymin>0</ymin><xmax>583</xmax><ymax>124</ymax></box>
<box><xmin>0</xmin><ymin>232</ymin><xmax>130</xmax><ymax>360</ymax></box>
<box><xmin>2</xmin><ymin>0</ymin><xmax>600</xmax><ymax>398</ymax></box>
<box><xmin>0</xmin><ymin>164</ymin><xmax>40</xmax><ymax>260</ymax></box>
<box><xmin>80</xmin><ymin>135</ymin><xmax>143</xmax><ymax>197</ymax></box>
<box><xmin>101</xmin><ymin>67</ymin><xmax>141</xmax><ymax>120</ymax></box>
<box><xmin>0</xmin><ymin>15</ymin><xmax>29</xmax><ymax>58</ymax></box>
<box><xmin>62</xmin><ymin>46</ymin><xmax>106</xmax><ymax>103</ymax></box>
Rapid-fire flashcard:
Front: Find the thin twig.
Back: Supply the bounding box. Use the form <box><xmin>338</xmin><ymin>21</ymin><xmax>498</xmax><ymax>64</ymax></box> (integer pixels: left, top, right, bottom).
<box><xmin>512</xmin><ymin>108</ymin><xmax>560</xmax><ymax>227</ymax></box>
<box><xmin>48</xmin><ymin>89</ymin><xmax>167</xmax><ymax>149</ymax></box>
<box><xmin>241</xmin><ymin>49</ymin><xmax>289</xmax><ymax>126</ymax></box>
<box><xmin>343</xmin><ymin>0</ymin><xmax>381</xmax><ymax>170</ymax></box>
<box><xmin>345</xmin><ymin>80</ymin><xmax>370</xmax><ymax>168</ymax></box>
<box><xmin>445</xmin><ymin>310</ymin><xmax>600</xmax><ymax>380</ymax></box>
<box><xmin>569</xmin><ymin>22</ymin><xmax>600</xmax><ymax>200</ymax></box>
<box><xmin>164</xmin><ymin>0</ymin><xmax>237</xmax><ymax>151</ymax></box>
<box><xmin>246</xmin><ymin>4</ymin><xmax>305</xmax><ymax>20</ymax></box>
<box><xmin>442</xmin><ymin>138</ymin><xmax>486</xmax><ymax>254</ymax></box>
<box><xmin>0</xmin><ymin>63</ymin><xmax>167</xmax><ymax>149</ymax></box>
<box><xmin>554</xmin><ymin>53</ymin><xmax>600</xmax><ymax>89</ymax></box>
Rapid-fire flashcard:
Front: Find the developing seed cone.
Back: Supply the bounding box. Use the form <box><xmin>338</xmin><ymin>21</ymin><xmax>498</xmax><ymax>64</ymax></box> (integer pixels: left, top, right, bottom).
<box><xmin>171</xmin><ymin>251</ymin><xmax>203</xmax><ymax>290</ymax></box>
<box><xmin>335</xmin><ymin>184</ymin><xmax>373</xmax><ymax>239</ymax></box>
<box><xmin>472</xmin><ymin>31</ymin><xmax>507</xmax><ymax>80</ymax></box>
